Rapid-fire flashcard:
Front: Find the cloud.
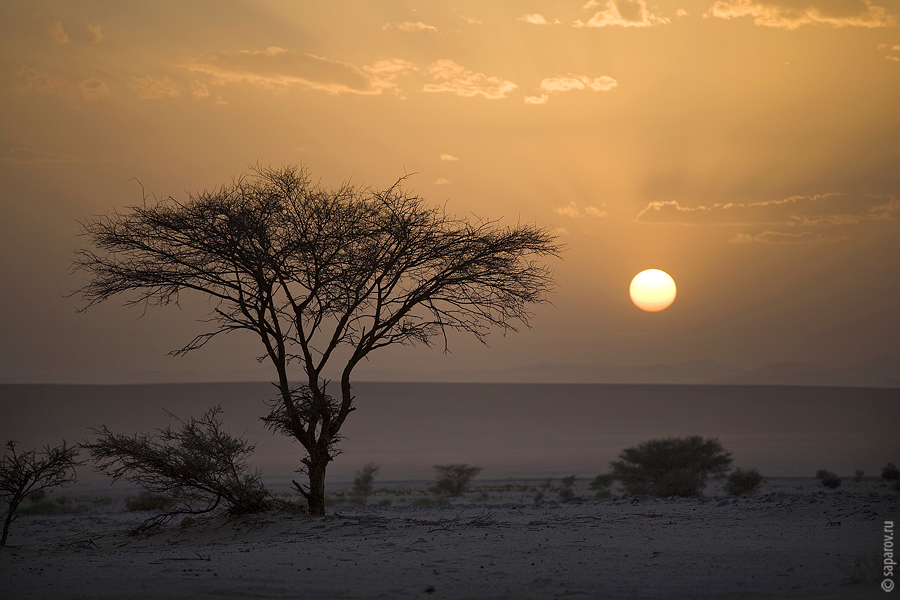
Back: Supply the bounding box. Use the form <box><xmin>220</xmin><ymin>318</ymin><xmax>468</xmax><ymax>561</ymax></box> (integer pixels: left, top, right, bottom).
<box><xmin>460</xmin><ymin>15</ymin><xmax>482</xmax><ymax>25</ymax></box>
<box><xmin>49</xmin><ymin>21</ymin><xmax>68</xmax><ymax>43</ymax></box>
<box><xmin>555</xmin><ymin>202</ymin><xmax>608</xmax><ymax>218</ymax></box>
<box><xmin>524</xmin><ymin>94</ymin><xmax>549</xmax><ymax>105</ymax></box>
<box><xmin>0</xmin><ymin>147</ymin><xmax>80</xmax><ymax>165</ymax></box>
<box><xmin>730</xmin><ymin>231</ymin><xmax>823</xmax><ymax>243</ymax></box>
<box><xmin>14</xmin><ymin>67</ymin><xmax>109</xmax><ymax>100</ymax></box>
<box><xmin>87</xmin><ymin>24</ymin><xmax>104</xmax><ymax>42</ymax></box>
<box><xmin>576</xmin><ymin>0</ymin><xmax>670</xmax><ymax>27</ymax></box>
<box><xmin>527</xmin><ymin>75</ymin><xmax>618</xmax><ymax>104</ymax></box>
<box><xmin>706</xmin><ymin>0</ymin><xmax>896</xmax><ymax>29</ymax></box>
<box><xmin>434</xmin><ymin>178</ymin><xmax>450</xmax><ymax>185</ymax></box>
<box><xmin>190</xmin><ymin>81</ymin><xmax>210</xmax><ymax>99</ymax></box>
<box><xmin>383</xmin><ymin>21</ymin><xmax>438</xmax><ymax>32</ymax></box>
<box><xmin>634</xmin><ymin>194</ymin><xmax>899</xmax><ymax>226</ymax></box>
<box><xmin>518</xmin><ymin>14</ymin><xmax>560</xmax><ymax>25</ymax></box>
<box><xmin>184</xmin><ymin>47</ymin><xmax>415</xmax><ymax>97</ymax></box>
<box><xmin>440</xmin><ymin>154</ymin><xmax>460</xmax><ymax>161</ymax></box>
<box><xmin>130</xmin><ymin>76</ymin><xmax>181</xmax><ymax>99</ymax></box>
<box><xmin>539</xmin><ymin>75</ymin><xmax>618</xmax><ymax>93</ymax></box>
<box><xmin>423</xmin><ymin>60</ymin><xmax>517</xmax><ymax>99</ymax></box>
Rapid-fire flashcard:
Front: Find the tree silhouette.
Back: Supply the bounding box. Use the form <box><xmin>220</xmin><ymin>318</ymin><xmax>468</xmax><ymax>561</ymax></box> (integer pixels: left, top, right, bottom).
<box><xmin>1</xmin><ymin>440</ymin><xmax>82</xmax><ymax>546</ymax></box>
<box><xmin>73</xmin><ymin>164</ymin><xmax>561</xmax><ymax>514</ymax></box>
<box><xmin>610</xmin><ymin>436</ymin><xmax>732</xmax><ymax>497</ymax></box>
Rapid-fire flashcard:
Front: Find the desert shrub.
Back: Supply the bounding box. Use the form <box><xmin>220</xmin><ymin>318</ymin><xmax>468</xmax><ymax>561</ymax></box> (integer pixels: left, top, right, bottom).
<box><xmin>610</xmin><ymin>436</ymin><xmax>732</xmax><ymax>497</ymax></box>
<box><xmin>430</xmin><ymin>464</ymin><xmax>481</xmax><ymax>497</ymax></box>
<box><xmin>882</xmin><ymin>463</ymin><xmax>900</xmax><ymax>481</ymax></box>
<box><xmin>352</xmin><ymin>463</ymin><xmax>379</xmax><ymax>503</ymax></box>
<box><xmin>1</xmin><ymin>440</ymin><xmax>83</xmax><ymax>546</ymax></box>
<box><xmin>816</xmin><ymin>470</ymin><xmax>842</xmax><ymax>489</ymax></box>
<box><xmin>854</xmin><ymin>469</ymin><xmax>865</xmax><ymax>482</ymax></box>
<box><xmin>378</xmin><ymin>498</ymin><xmax>392</xmax><ymax>507</ymax></box>
<box><xmin>558</xmin><ymin>475</ymin><xmax>577</xmax><ymax>502</ymax></box>
<box><xmin>589</xmin><ymin>473</ymin><xmax>615</xmax><ymax>499</ymax></box>
<box><xmin>85</xmin><ymin>406</ymin><xmax>271</xmax><ymax>530</ymax></box>
<box><xmin>724</xmin><ymin>468</ymin><xmax>763</xmax><ymax>496</ymax></box>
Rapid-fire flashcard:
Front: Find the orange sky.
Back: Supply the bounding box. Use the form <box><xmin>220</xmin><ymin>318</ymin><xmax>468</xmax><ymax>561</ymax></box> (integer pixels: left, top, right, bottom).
<box><xmin>1</xmin><ymin>0</ymin><xmax>899</xmax><ymax>383</ymax></box>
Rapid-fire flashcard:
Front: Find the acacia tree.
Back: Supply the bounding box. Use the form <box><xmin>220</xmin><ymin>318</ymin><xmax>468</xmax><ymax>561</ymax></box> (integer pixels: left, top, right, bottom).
<box><xmin>73</xmin><ymin>164</ymin><xmax>561</xmax><ymax>515</ymax></box>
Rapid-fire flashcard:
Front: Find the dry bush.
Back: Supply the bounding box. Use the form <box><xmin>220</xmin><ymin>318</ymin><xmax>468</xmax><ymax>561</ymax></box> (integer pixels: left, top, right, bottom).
<box><xmin>611</xmin><ymin>436</ymin><xmax>732</xmax><ymax>497</ymax></box>
<box><xmin>85</xmin><ymin>406</ymin><xmax>270</xmax><ymax>530</ymax></box>
<box><xmin>724</xmin><ymin>468</ymin><xmax>763</xmax><ymax>496</ymax></box>
<box><xmin>430</xmin><ymin>464</ymin><xmax>481</xmax><ymax>497</ymax></box>
<box><xmin>1</xmin><ymin>440</ymin><xmax>83</xmax><ymax>546</ymax></box>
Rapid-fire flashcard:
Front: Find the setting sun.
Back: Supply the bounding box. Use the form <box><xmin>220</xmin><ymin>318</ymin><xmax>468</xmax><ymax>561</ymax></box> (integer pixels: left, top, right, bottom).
<box><xmin>629</xmin><ymin>269</ymin><xmax>677</xmax><ymax>312</ymax></box>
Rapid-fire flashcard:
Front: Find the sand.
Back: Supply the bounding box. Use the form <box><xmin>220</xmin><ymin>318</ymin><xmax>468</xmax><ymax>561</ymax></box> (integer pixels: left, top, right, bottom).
<box><xmin>1</xmin><ymin>478</ymin><xmax>896</xmax><ymax>599</ymax></box>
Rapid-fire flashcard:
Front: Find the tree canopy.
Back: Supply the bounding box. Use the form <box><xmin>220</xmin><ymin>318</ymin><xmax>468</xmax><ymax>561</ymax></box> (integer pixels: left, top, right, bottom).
<box><xmin>74</xmin><ymin>164</ymin><xmax>562</xmax><ymax>514</ymax></box>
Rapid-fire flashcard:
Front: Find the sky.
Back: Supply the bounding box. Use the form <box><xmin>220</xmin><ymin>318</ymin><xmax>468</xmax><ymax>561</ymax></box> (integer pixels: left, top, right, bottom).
<box><xmin>1</xmin><ymin>0</ymin><xmax>899</xmax><ymax>384</ymax></box>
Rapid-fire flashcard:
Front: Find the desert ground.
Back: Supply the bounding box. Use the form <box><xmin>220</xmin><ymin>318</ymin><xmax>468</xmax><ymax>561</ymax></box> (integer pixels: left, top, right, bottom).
<box><xmin>1</xmin><ymin>477</ymin><xmax>896</xmax><ymax>599</ymax></box>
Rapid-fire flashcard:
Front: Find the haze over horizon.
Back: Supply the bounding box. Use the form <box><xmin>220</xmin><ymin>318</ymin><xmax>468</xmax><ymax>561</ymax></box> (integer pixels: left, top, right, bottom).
<box><xmin>2</xmin><ymin>1</ymin><xmax>899</xmax><ymax>385</ymax></box>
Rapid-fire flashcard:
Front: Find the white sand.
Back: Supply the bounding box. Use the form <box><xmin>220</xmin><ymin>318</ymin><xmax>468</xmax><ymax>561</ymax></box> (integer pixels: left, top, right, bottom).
<box><xmin>1</xmin><ymin>478</ymin><xmax>896</xmax><ymax>599</ymax></box>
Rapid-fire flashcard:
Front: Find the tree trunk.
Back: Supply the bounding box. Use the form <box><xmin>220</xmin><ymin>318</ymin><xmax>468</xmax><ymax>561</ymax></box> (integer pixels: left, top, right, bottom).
<box><xmin>1</xmin><ymin>502</ymin><xmax>17</xmax><ymax>546</ymax></box>
<box><xmin>306</xmin><ymin>456</ymin><xmax>328</xmax><ymax>516</ymax></box>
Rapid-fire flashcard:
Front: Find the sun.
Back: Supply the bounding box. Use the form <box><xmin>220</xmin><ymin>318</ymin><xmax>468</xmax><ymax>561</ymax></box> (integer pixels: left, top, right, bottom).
<box><xmin>629</xmin><ymin>269</ymin><xmax>677</xmax><ymax>312</ymax></box>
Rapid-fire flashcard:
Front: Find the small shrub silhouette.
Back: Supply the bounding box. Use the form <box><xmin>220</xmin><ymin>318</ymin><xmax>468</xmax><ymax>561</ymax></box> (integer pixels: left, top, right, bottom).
<box><xmin>430</xmin><ymin>464</ymin><xmax>481</xmax><ymax>497</ymax></box>
<box><xmin>86</xmin><ymin>406</ymin><xmax>271</xmax><ymax>530</ymax></box>
<box><xmin>816</xmin><ymin>469</ymin><xmax>842</xmax><ymax>489</ymax></box>
<box><xmin>610</xmin><ymin>436</ymin><xmax>732</xmax><ymax>497</ymax></box>
<box><xmin>558</xmin><ymin>475</ymin><xmax>577</xmax><ymax>502</ymax></box>
<box><xmin>853</xmin><ymin>469</ymin><xmax>865</xmax><ymax>482</ymax></box>
<box><xmin>881</xmin><ymin>463</ymin><xmax>900</xmax><ymax>481</ymax></box>
<box><xmin>589</xmin><ymin>473</ymin><xmax>615</xmax><ymax>499</ymax></box>
<box><xmin>351</xmin><ymin>463</ymin><xmax>379</xmax><ymax>504</ymax></box>
<box><xmin>1</xmin><ymin>440</ymin><xmax>83</xmax><ymax>546</ymax></box>
<box><xmin>724</xmin><ymin>468</ymin><xmax>763</xmax><ymax>496</ymax></box>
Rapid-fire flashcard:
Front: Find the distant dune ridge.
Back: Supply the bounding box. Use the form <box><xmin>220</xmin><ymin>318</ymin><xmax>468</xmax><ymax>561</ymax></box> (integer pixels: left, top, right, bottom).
<box><xmin>1</xmin><ymin>382</ymin><xmax>897</xmax><ymax>482</ymax></box>
<box><xmin>352</xmin><ymin>353</ymin><xmax>900</xmax><ymax>388</ymax></box>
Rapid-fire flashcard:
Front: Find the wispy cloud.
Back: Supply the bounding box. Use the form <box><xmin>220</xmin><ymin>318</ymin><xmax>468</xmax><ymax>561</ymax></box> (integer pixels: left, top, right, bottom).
<box><xmin>14</xmin><ymin>67</ymin><xmax>109</xmax><ymax>100</ymax></box>
<box><xmin>527</xmin><ymin>74</ymin><xmax>618</xmax><ymax>104</ymax></box>
<box><xmin>460</xmin><ymin>15</ymin><xmax>482</xmax><ymax>25</ymax></box>
<box><xmin>0</xmin><ymin>147</ymin><xmax>81</xmax><ymax>165</ymax></box>
<box><xmin>518</xmin><ymin>14</ymin><xmax>560</xmax><ymax>25</ymax></box>
<box><xmin>87</xmin><ymin>24</ymin><xmax>104</xmax><ymax>43</ymax></box>
<box><xmin>540</xmin><ymin>75</ymin><xmax>617</xmax><ymax>93</ymax></box>
<box><xmin>434</xmin><ymin>178</ymin><xmax>450</xmax><ymax>185</ymax></box>
<box><xmin>130</xmin><ymin>76</ymin><xmax>181</xmax><ymax>100</ymax></box>
<box><xmin>880</xmin><ymin>43</ymin><xmax>900</xmax><ymax>61</ymax></box>
<box><xmin>383</xmin><ymin>21</ymin><xmax>438</xmax><ymax>32</ymax></box>
<box><xmin>440</xmin><ymin>154</ymin><xmax>460</xmax><ymax>161</ymax></box>
<box><xmin>555</xmin><ymin>202</ymin><xmax>608</xmax><ymax>218</ymax></box>
<box><xmin>636</xmin><ymin>193</ymin><xmax>899</xmax><ymax>242</ymax></box>
<box><xmin>49</xmin><ymin>21</ymin><xmax>68</xmax><ymax>43</ymax></box>
<box><xmin>730</xmin><ymin>231</ymin><xmax>824</xmax><ymax>243</ymax></box>
<box><xmin>706</xmin><ymin>0</ymin><xmax>896</xmax><ymax>29</ymax></box>
<box><xmin>576</xmin><ymin>0</ymin><xmax>669</xmax><ymax>28</ymax></box>
<box><xmin>423</xmin><ymin>60</ymin><xmax>517</xmax><ymax>99</ymax></box>
<box><xmin>635</xmin><ymin>194</ymin><xmax>899</xmax><ymax>225</ymax></box>
<box><xmin>184</xmin><ymin>47</ymin><xmax>415</xmax><ymax>97</ymax></box>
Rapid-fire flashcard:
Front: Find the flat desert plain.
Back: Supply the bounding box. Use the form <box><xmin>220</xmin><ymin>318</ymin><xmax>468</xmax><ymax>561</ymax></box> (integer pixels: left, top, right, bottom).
<box><xmin>1</xmin><ymin>477</ymin><xmax>896</xmax><ymax>599</ymax></box>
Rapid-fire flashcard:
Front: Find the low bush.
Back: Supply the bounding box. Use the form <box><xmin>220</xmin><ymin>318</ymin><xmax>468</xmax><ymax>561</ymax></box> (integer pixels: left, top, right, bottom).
<box><xmin>724</xmin><ymin>468</ymin><xmax>763</xmax><ymax>496</ymax></box>
<box><xmin>85</xmin><ymin>406</ymin><xmax>271</xmax><ymax>530</ymax></box>
<box><xmin>126</xmin><ymin>491</ymin><xmax>177</xmax><ymax>512</ymax></box>
<box><xmin>611</xmin><ymin>436</ymin><xmax>733</xmax><ymax>497</ymax></box>
<box><xmin>882</xmin><ymin>463</ymin><xmax>900</xmax><ymax>481</ymax></box>
<box><xmin>816</xmin><ymin>470</ymin><xmax>842</xmax><ymax>489</ymax></box>
<box><xmin>430</xmin><ymin>464</ymin><xmax>481</xmax><ymax>497</ymax></box>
